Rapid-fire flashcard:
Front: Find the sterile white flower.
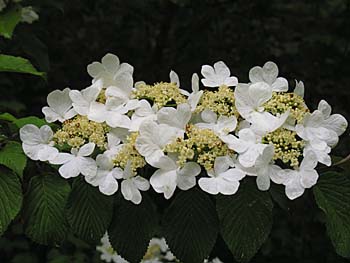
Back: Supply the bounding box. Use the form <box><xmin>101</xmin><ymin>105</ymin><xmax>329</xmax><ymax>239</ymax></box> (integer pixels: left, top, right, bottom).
<box><xmin>135</xmin><ymin>121</ymin><xmax>178</xmax><ymax>165</ymax></box>
<box><xmin>50</xmin><ymin>142</ymin><xmax>97</xmax><ymax>179</ymax></box>
<box><xmin>150</xmin><ymin>155</ymin><xmax>201</xmax><ymax>199</ymax></box>
<box><xmin>196</xmin><ymin>109</ymin><xmax>237</xmax><ymax>140</ymax></box>
<box><xmin>88</xmin><ymin>97</ymin><xmax>131</xmax><ymax>128</ymax></box>
<box><xmin>85</xmin><ymin>154</ymin><xmax>120</xmax><ymax>195</ymax></box>
<box><xmin>249</xmin><ymin>61</ymin><xmax>288</xmax><ymax>92</ymax></box>
<box><xmin>283</xmin><ymin>151</ymin><xmax>319</xmax><ymax>200</ymax></box>
<box><xmin>69</xmin><ymin>80</ymin><xmax>102</xmax><ymax>116</ymax></box>
<box><xmin>198</xmin><ymin>156</ymin><xmax>245</xmax><ymax>195</ymax></box>
<box><xmin>222</xmin><ymin>128</ymin><xmax>268</xmax><ymax>168</ymax></box>
<box><xmin>87</xmin><ymin>53</ymin><xmax>134</xmax><ymax>89</ymax></box>
<box><xmin>251</xmin><ymin>145</ymin><xmax>287</xmax><ymax>191</ymax></box>
<box><xmin>42</xmin><ymin>88</ymin><xmax>76</xmax><ymax>123</ymax></box>
<box><xmin>119</xmin><ymin>161</ymin><xmax>150</xmax><ymax>204</ymax></box>
<box><xmin>21</xmin><ymin>6</ymin><xmax>39</xmax><ymax>24</ymax></box>
<box><xmin>201</xmin><ymin>61</ymin><xmax>238</xmax><ymax>87</ymax></box>
<box><xmin>130</xmin><ymin>100</ymin><xmax>158</xmax><ymax>132</ymax></box>
<box><xmin>235</xmin><ymin>82</ymin><xmax>289</xmax><ymax>135</ymax></box>
<box><xmin>157</xmin><ymin>103</ymin><xmax>192</xmax><ymax>137</ymax></box>
<box><xmin>20</xmin><ymin>124</ymin><xmax>58</xmax><ymax>161</ymax></box>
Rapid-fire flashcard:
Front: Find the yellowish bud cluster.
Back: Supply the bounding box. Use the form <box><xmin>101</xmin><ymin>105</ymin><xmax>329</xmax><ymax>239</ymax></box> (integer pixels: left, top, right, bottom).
<box><xmin>53</xmin><ymin>115</ymin><xmax>109</xmax><ymax>149</ymax></box>
<box><xmin>262</xmin><ymin>128</ymin><xmax>305</xmax><ymax>167</ymax></box>
<box><xmin>165</xmin><ymin>124</ymin><xmax>233</xmax><ymax>170</ymax></box>
<box><xmin>132</xmin><ymin>82</ymin><xmax>187</xmax><ymax>108</ymax></box>
<box><xmin>195</xmin><ymin>86</ymin><xmax>239</xmax><ymax>117</ymax></box>
<box><xmin>263</xmin><ymin>92</ymin><xmax>309</xmax><ymax>123</ymax></box>
<box><xmin>113</xmin><ymin>132</ymin><xmax>146</xmax><ymax>173</ymax></box>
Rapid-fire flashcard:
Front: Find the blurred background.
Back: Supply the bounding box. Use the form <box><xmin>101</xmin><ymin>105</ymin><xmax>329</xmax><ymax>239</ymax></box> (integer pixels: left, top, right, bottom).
<box><xmin>1</xmin><ymin>0</ymin><xmax>350</xmax><ymax>262</ymax></box>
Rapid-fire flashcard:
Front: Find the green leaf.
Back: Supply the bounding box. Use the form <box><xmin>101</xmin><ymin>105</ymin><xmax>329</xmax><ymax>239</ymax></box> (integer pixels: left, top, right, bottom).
<box><xmin>0</xmin><ymin>7</ymin><xmax>21</xmax><ymax>39</ymax></box>
<box><xmin>108</xmin><ymin>194</ymin><xmax>159</xmax><ymax>263</ymax></box>
<box><xmin>13</xmin><ymin>116</ymin><xmax>47</xmax><ymax>129</ymax></box>
<box><xmin>313</xmin><ymin>171</ymin><xmax>350</xmax><ymax>258</ymax></box>
<box><xmin>0</xmin><ymin>55</ymin><xmax>45</xmax><ymax>78</ymax></box>
<box><xmin>23</xmin><ymin>174</ymin><xmax>70</xmax><ymax>245</ymax></box>
<box><xmin>217</xmin><ymin>178</ymin><xmax>273</xmax><ymax>263</ymax></box>
<box><xmin>0</xmin><ymin>167</ymin><xmax>22</xmax><ymax>236</ymax></box>
<box><xmin>0</xmin><ymin>141</ymin><xmax>27</xmax><ymax>177</ymax></box>
<box><xmin>0</xmin><ymin>112</ymin><xmax>17</xmax><ymax>122</ymax></box>
<box><xmin>162</xmin><ymin>189</ymin><xmax>219</xmax><ymax>263</ymax></box>
<box><xmin>66</xmin><ymin>177</ymin><xmax>114</xmax><ymax>244</ymax></box>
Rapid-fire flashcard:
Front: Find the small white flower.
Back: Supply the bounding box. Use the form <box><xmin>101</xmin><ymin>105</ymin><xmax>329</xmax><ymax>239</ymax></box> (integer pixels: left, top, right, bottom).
<box><xmin>69</xmin><ymin>80</ymin><xmax>102</xmax><ymax>116</ymax></box>
<box><xmin>199</xmin><ymin>156</ymin><xmax>245</xmax><ymax>195</ymax></box>
<box><xmin>222</xmin><ymin>128</ymin><xmax>268</xmax><ymax>168</ymax></box>
<box><xmin>119</xmin><ymin>162</ymin><xmax>150</xmax><ymax>205</ymax></box>
<box><xmin>20</xmin><ymin>124</ymin><xmax>58</xmax><ymax>162</ymax></box>
<box><xmin>157</xmin><ymin>103</ymin><xmax>192</xmax><ymax>137</ymax></box>
<box><xmin>50</xmin><ymin>143</ymin><xmax>97</xmax><ymax>179</ymax></box>
<box><xmin>130</xmin><ymin>100</ymin><xmax>158</xmax><ymax>132</ymax></box>
<box><xmin>85</xmin><ymin>154</ymin><xmax>120</xmax><ymax>195</ymax></box>
<box><xmin>42</xmin><ymin>88</ymin><xmax>76</xmax><ymax>123</ymax></box>
<box><xmin>196</xmin><ymin>110</ymin><xmax>237</xmax><ymax>140</ymax></box>
<box><xmin>135</xmin><ymin>121</ymin><xmax>179</xmax><ymax>165</ymax></box>
<box><xmin>201</xmin><ymin>61</ymin><xmax>238</xmax><ymax>87</ymax></box>
<box><xmin>283</xmin><ymin>151</ymin><xmax>319</xmax><ymax>200</ymax></box>
<box><xmin>150</xmin><ymin>155</ymin><xmax>201</xmax><ymax>199</ymax></box>
<box><xmin>235</xmin><ymin>82</ymin><xmax>289</xmax><ymax>135</ymax></box>
<box><xmin>88</xmin><ymin>97</ymin><xmax>131</xmax><ymax>128</ymax></box>
<box><xmin>87</xmin><ymin>53</ymin><xmax>134</xmax><ymax>89</ymax></box>
<box><xmin>249</xmin><ymin>61</ymin><xmax>288</xmax><ymax>92</ymax></box>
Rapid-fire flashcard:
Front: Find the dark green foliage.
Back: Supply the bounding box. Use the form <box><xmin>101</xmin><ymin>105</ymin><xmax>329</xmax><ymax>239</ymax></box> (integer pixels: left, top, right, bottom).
<box><xmin>108</xmin><ymin>194</ymin><xmax>159</xmax><ymax>263</ymax></box>
<box><xmin>162</xmin><ymin>188</ymin><xmax>219</xmax><ymax>263</ymax></box>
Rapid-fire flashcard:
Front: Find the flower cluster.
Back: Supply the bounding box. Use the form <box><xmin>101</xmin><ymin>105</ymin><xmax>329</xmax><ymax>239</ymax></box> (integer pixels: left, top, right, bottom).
<box><xmin>96</xmin><ymin>233</ymin><xmax>222</xmax><ymax>263</ymax></box>
<box><xmin>20</xmin><ymin>54</ymin><xmax>348</xmax><ymax>203</ymax></box>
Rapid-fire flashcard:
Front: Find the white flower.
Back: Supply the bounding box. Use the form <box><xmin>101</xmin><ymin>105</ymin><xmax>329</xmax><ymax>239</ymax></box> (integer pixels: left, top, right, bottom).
<box><xmin>119</xmin><ymin>162</ymin><xmax>150</xmax><ymax>205</ymax></box>
<box><xmin>222</xmin><ymin>128</ymin><xmax>268</xmax><ymax>168</ymax></box>
<box><xmin>21</xmin><ymin>6</ymin><xmax>39</xmax><ymax>24</ymax></box>
<box><xmin>97</xmin><ymin>233</ymin><xmax>128</xmax><ymax>263</ymax></box>
<box><xmin>42</xmin><ymin>88</ymin><xmax>76</xmax><ymax>123</ymax></box>
<box><xmin>69</xmin><ymin>80</ymin><xmax>102</xmax><ymax>116</ymax></box>
<box><xmin>283</xmin><ymin>151</ymin><xmax>319</xmax><ymax>200</ymax></box>
<box><xmin>88</xmin><ymin>97</ymin><xmax>131</xmax><ymax>128</ymax></box>
<box><xmin>196</xmin><ymin>109</ymin><xmax>237</xmax><ymax>140</ymax></box>
<box><xmin>50</xmin><ymin>143</ymin><xmax>97</xmax><ymax>179</ymax></box>
<box><xmin>87</xmin><ymin>53</ymin><xmax>134</xmax><ymax>89</ymax></box>
<box><xmin>135</xmin><ymin>121</ymin><xmax>178</xmax><ymax>165</ymax></box>
<box><xmin>85</xmin><ymin>154</ymin><xmax>120</xmax><ymax>195</ymax></box>
<box><xmin>234</xmin><ymin>82</ymin><xmax>289</xmax><ymax>135</ymax></box>
<box><xmin>198</xmin><ymin>156</ymin><xmax>245</xmax><ymax>195</ymax></box>
<box><xmin>249</xmin><ymin>61</ymin><xmax>288</xmax><ymax>92</ymax></box>
<box><xmin>130</xmin><ymin>100</ymin><xmax>158</xmax><ymax>132</ymax></box>
<box><xmin>157</xmin><ymin>103</ymin><xmax>192</xmax><ymax>137</ymax></box>
<box><xmin>20</xmin><ymin>124</ymin><xmax>58</xmax><ymax>161</ymax></box>
<box><xmin>251</xmin><ymin>145</ymin><xmax>286</xmax><ymax>191</ymax></box>
<box><xmin>201</xmin><ymin>61</ymin><xmax>238</xmax><ymax>87</ymax></box>
<box><xmin>150</xmin><ymin>155</ymin><xmax>201</xmax><ymax>199</ymax></box>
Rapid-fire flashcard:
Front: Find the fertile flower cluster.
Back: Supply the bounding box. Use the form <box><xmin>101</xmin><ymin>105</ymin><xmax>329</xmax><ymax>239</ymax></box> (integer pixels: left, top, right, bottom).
<box><xmin>19</xmin><ymin>54</ymin><xmax>348</xmax><ymax>203</ymax></box>
<box><xmin>97</xmin><ymin>233</ymin><xmax>222</xmax><ymax>263</ymax></box>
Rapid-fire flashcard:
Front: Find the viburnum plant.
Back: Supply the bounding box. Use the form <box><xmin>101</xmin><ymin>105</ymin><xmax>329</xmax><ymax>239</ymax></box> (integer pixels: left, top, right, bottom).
<box><xmin>0</xmin><ymin>53</ymin><xmax>349</xmax><ymax>263</ymax></box>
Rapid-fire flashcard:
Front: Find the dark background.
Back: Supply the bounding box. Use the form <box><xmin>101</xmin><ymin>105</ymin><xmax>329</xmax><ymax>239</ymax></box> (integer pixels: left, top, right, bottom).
<box><xmin>0</xmin><ymin>0</ymin><xmax>350</xmax><ymax>262</ymax></box>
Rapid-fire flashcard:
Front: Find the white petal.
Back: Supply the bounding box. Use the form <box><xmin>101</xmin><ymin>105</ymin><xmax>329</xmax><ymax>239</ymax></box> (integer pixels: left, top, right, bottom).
<box><xmin>271</xmin><ymin>77</ymin><xmax>288</xmax><ymax>92</ymax></box>
<box><xmin>121</xmin><ymin>179</ymin><xmax>142</xmax><ymax>204</ymax></box>
<box><xmin>256</xmin><ymin>170</ymin><xmax>271</xmax><ymax>191</ymax></box>
<box><xmin>220</xmin><ymin>168</ymin><xmax>245</xmax><ymax>182</ymax></box>
<box><xmin>262</xmin><ymin>61</ymin><xmax>279</xmax><ymax>85</ymax></box>
<box><xmin>300</xmin><ymin>170</ymin><xmax>318</xmax><ymax>189</ymax></box>
<box><xmin>169</xmin><ymin>70</ymin><xmax>180</xmax><ymax>87</ymax></box>
<box><xmin>50</xmin><ymin>152</ymin><xmax>74</xmax><ymax>164</ymax></box>
<box><xmin>37</xmin><ymin>145</ymin><xmax>59</xmax><ymax>162</ymax></box>
<box><xmin>217</xmin><ymin>179</ymin><xmax>240</xmax><ymax>195</ymax></box>
<box><xmin>249</xmin><ymin>66</ymin><xmax>264</xmax><ymax>83</ymax></box>
<box><xmin>20</xmin><ymin>124</ymin><xmax>41</xmax><ymax>145</ymax></box>
<box><xmin>39</xmin><ymin>125</ymin><xmax>54</xmax><ymax>143</ymax></box>
<box><xmin>248</xmin><ymin>82</ymin><xmax>272</xmax><ymax>109</ymax></box>
<box><xmin>42</xmin><ymin>106</ymin><xmax>61</xmax><ymax>123</ymax></box>
<box><xmin>79</xmin><ymin>157</ymin><xmax>97</xmax><ymax>177</ymax></box>
<box><xmin>133</xmin><ymin>176</ymin><xmax>150</xmax><ymax>191</ymax></box>
<box><xmin>198</xmin><ymin>177</ymin><xmax>219</xmax><ymax>195</ymax></box>
<box><xmin>78</xmin><ymin>142</ymin><xmax>95</xmax><ymax>157</ymax></box>
<box><xmin>99</xmin><ymin>173</ymin><xmax>119</xmax><ymax>195</ymax></box>
<box><xmin>300</xmin><ymin>151</ymin><xmax>318</xmax><ymax>170</ymax></box>
<box><xmin>285</xmin><ymin>173</ymin><xmax>305</xmax><ymax>200</ymax></box>
<box><xmin>293</xmin><ymin>80</ymin><xmax>304</xmax><ymax>98</ymax></box>
<box><xmin>201</xmin><ymin>109</ymin><xmax>217</xmax><ymax>123</ymax></box>
<box><xmin>318</xmin><ymin>100</ymin><xmax>332</xmax><ymax>118</ymax></box>
<box><xmin>58</xmin><ymin>160</ymin><xmax>80</xmax><ymax>178</ymax></box>
<box><xmin>214</xmin><ymin>61</ymin><xmax>231</xmax><ymax>78</ymax></box>
<box><xmin>87</xmin><ymin>62</ymin><xmax>104</xmax><ymax>78</ymax></box>
<box><xmin>323</xmin><ymin>114</ymin><xmax>348</xmax><ymax>136</ymax></box>
<box><xmin>102</xmin><ymin>53</ymin><xmax>120</xmax><ymax>73</ymax></box>
<box><xmin>214</xmin><ymin>156</ymin><xmax>233</xmax><ymax>174</ymax></box>
<box><xmin>191</xmin><ymin>73</ymin><xmax>199</xmax><ymax>93</ymax></box>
